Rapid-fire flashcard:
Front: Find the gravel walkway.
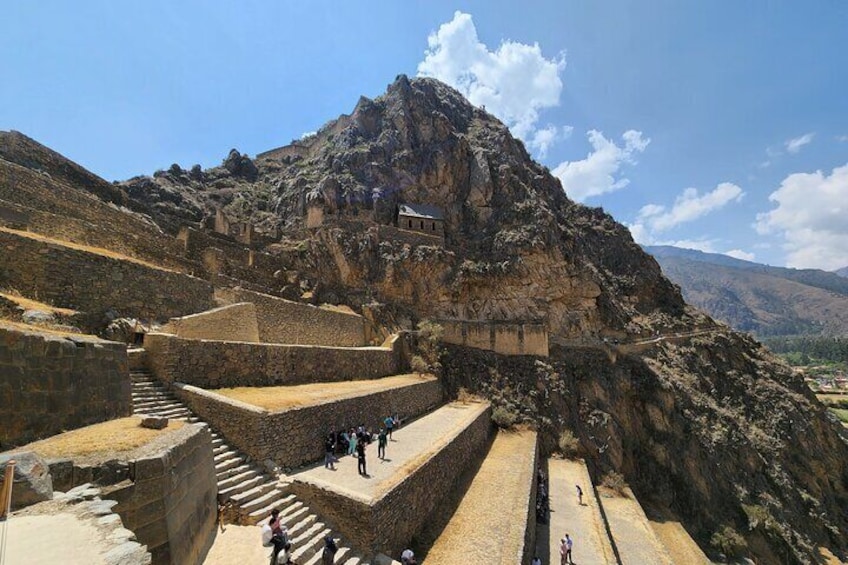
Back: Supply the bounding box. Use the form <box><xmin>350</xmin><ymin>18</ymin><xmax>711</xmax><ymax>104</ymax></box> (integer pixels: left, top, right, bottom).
<box><xmin>424</xmin><ymin>429</ymin><xmax>537</xmax><ymax>565</ymax></box>
<box><xmin>600</xmin><ymin>486</ymin><xmax>674</xmax><ymax>565</ymax></box>
<box><xmin>540</xmin><ymin>458</ymin><xmax>616</xmax><ymax>565</ymax></box>
<box><xmin>288</xmin><ymin>401</ymin><xmax>489</xmax><ymax>501</ymax></box>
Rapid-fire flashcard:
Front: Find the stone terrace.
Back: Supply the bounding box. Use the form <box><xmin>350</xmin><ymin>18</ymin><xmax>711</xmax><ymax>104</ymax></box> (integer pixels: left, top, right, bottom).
<box><xmin>289</xmin><ymin>400</ymin><xmax>492</xmax><ymax>557</ymax></box>
<box><xmin>424</xmin><ymin>429</ymin><xmax>538</xmax><ymax>565</ymax></box>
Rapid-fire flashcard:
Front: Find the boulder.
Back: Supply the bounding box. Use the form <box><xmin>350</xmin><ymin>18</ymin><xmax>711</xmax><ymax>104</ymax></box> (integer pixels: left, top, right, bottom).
<box><xmin>140</xmin><ymin>417</ymin><xmax>168</xmax><ymax>430</ymax></box>
<box><xmin>0</xmin><ymin>451</ymin><xmax>53</xmax><ymax>510</ymax></box>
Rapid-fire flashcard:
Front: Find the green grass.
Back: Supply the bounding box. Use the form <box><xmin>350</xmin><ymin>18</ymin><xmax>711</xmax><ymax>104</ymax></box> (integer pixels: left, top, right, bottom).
<box><xmin>830</xmin><ymin>408</ymin><xmax>848</xmax><ymax>423</ymax></box>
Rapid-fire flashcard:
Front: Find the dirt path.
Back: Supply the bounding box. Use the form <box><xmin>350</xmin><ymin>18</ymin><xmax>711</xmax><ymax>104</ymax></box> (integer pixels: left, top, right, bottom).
<box><xmin>424</xmin><ymin>430</ymin><xmax>538</xmax><ymax>565</ymax></box>
<box><xmin>648</xmin><ymin>518</ymin><xmax>710</xmax><ymax>564</ymax></box>
<box><xmin>287</xmin><ymin>401</ymin><xmax>489</xmax><ymax>501</ymax></box>
<box><xmin>203</xmin><ymin>525</ymin><xmax>270</xmax><ymax>565</ymax></box>
<box><xmin>600</xmin><ymin>487</ymin><xmax>674</xmax><ymax>565</ymax></box>
<box><xmin>539</xmin><ymin>458</ymin><xmax>616</xmax><ymax>565</ymax></box>
<box><xmin>4</xmin><ymin>512</ymin><xmax>108</xmax><ymax>564</ymax></box>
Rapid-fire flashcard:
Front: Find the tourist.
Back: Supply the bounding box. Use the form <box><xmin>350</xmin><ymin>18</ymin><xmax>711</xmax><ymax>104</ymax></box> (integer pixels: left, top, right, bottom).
<box><xmin>324</xmin><ymin>433</ymin><xmax>336</xmax><ymax>470</ymax></box>
<box><xmin>576</xmin><ymin>484</ymin><xmax>583</xmax><ymax>506</ymax></box>
<box><xmin>400</xmin><ymin>548</ymin><xmax>416</xmax><ymax>565</ymax></box>
<box><xmin>560</xmin><ymin>533</ymin><xmax>573</xmax><ymax>565</ymax></box>
<box><xmin>321</xmin><ymin>534</ymin><xmax>337</xmax><ymax>564</ymax></box>
<box><xmin>348</xmin><ymin>428</ymin><xmax>358</xmax><ymax>456</ymax></box>
<box><xmin>261</xmin><ymin>508</ymin><xmax>290</xmax><ymax>565</ymax></box>
<box><xmin>384</xmin><ymin>414</ymin><xmax>395</xmax><ymax>440</ymax></box>
<box><xmin>356</xmin><ymin>436</ymin><xmax>367</xmax><ymax>475</ymax></box>
<box><xmin>531</xmin><ymin>556</ymin><xmax>542</xmax><ymax>565</ymax></box>
<box><xmin>377</xmin><ymin>427</ymin><xmax>387</xmax><ymax>459</ymax></box>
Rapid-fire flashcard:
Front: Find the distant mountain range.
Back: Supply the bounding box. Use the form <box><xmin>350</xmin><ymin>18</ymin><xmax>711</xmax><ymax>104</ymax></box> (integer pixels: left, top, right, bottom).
<box><xmin>644</xmin><ymin>245</ymin><xmax>848</xmax><ymax>337</ymax></box>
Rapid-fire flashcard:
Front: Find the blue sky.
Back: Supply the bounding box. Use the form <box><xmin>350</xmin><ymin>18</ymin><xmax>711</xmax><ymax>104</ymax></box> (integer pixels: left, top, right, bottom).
<box><xmin>2</xmin><ymin>1</ymin><xmax>847</xmax><ymax>270</ymax></box>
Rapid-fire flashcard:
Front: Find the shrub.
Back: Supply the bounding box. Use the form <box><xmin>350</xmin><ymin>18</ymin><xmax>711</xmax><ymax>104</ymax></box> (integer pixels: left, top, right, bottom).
<box><xmin>601</xmin><ymin>470</ymin><xmax>627</xmax><ymax>495</ymax></box>
<box><xmin>558</xmin><ymin>429</ymin><xmax>579</xmax><ymax>457</ymax></box>
<box><xmin>492</xmin><ymin>406</ymin><xmax>519</xmax><ymax>429</ymax></box>
<box><xmin>410</xmin><ymin>355</ymin><xmax>429</xmax><ymax>375</ymax></box>
<box><xmin>710</xmin><ymin>525</ymin><xmax>747</xmax><ymax>558</ymax></box>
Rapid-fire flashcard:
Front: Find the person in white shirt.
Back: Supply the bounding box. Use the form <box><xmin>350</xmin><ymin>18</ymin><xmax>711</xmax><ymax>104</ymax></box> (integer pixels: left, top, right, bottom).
<box><xmin>401</xmin><ymin>548</ymin><xmax>416</xmax><ymax>564</ymax></box>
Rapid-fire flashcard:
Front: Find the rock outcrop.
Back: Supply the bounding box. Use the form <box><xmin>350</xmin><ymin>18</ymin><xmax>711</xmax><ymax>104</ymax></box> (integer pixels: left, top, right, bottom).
<box><xmin>70</xmin><ymin>75</ymin><xmax>848</xmax><ymax>562</ymax></box>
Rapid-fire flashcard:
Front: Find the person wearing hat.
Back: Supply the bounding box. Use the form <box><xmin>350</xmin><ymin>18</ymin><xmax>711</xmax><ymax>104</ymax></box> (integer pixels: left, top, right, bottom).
<box><xmin>401</xmin><ymin>548</ymin><xmax>416</xmax><ymax>564</ymax></box>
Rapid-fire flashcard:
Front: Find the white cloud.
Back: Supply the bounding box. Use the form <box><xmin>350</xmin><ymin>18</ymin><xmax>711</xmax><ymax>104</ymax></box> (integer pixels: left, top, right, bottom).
<box><xmin>785</xmin><ymin>132</ymin><xmax>815</xmax><ymax>154</ymax></box>
<box><xmin>417</xmin><ymin>11</ymin><xmax>565</xmax><ymax>144</ymax></box>
<box><xmin>552</xmin><ymin>130</ymin><xmax>649</xmax><ymax>201</ymax></box>
<box><xmin>636</xmin><ymin>182</ymin><xmax>744</xmax><ymax>232</ymax></box>
<box><xmin>756</xmin><ymin>163</ymin><xmax>848</xmax><ymax>270</ymax></box>
<box><xmin>528</xmin><ymin>125</ymin><xmax>573</xmax><ymax>159</ymax></box>
<box><xmin>725</xmin><ymin>249</ymin><xmax>755</xmax><ymax>261</ymax></box>
<box><xmin>838</xmin><ymin>135</ymin><xmax>848</xmax><ymax>143</ymax></box>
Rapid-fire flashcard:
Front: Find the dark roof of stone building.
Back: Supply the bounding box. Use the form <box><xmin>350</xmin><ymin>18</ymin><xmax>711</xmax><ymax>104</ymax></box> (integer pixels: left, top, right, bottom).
<box><xmin>398</xmin><ymin>203</ymin><xmax>444</xmax><ymax>221</ymax></box>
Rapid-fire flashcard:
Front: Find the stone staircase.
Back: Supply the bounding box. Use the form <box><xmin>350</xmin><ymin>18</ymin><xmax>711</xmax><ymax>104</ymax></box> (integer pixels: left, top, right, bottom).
<box><xmin>130</xmin><ymin>366</ymin><xmax>369</xmax><ymax>564</ymax></box>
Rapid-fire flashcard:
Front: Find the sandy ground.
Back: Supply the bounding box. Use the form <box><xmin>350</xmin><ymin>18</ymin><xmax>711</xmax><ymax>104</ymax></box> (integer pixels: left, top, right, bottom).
<box><xmin>215</xmin><ymin>374</ymin><xmax>436</xmax><ymax>411</ymax></box>
<box><xmin>8</xmin><ymin>416</ymin><xmax>184</xmax><ymax>464</ymax></box>
<box><xmin>648</xmin><ymin>518</ymin><xmax>710</xmax><ymax>564</ymax></box>
<box><xmin>0</xmin><ymin>226</ymin><xmax>173</xmax><ymax>272</ymax></box>
<box><xmin>0</xmin><ymin>290</ymin><xmax>77</xmax><ymax>315</ymax></box>
<box><xmin>3</xmin><ymin>512</ymin><xmax>108</xmax><ymax>565</ymax></box>
<box><xmin>424</xmin><ymin>430</ymin><xmax>537</xmax><ymax>565</ymax></box>
<box><xmin>203</xmin><ymin>524</ymin><xmax>272</xmax><ymax>565</ymax></box>
<box><xmin>600</xmin><ymin>487</ymin><xmax>674</xmax><ymax>565</ymax></box>
<box><xmin>288</xmin><ymin>401</ymin><xmax>488</xmax><ymax>501</ymax></box>
<box><xmin>539</xmin><ymin>458</ymin><xmax>616</xmax><ymax>565</ymax></box>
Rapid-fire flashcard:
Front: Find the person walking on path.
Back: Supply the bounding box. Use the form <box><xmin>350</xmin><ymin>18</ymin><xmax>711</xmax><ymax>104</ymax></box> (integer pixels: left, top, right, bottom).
<box><xmin>377</xmin><ymin>428</ymin><xmax>387</xmax><ymax>459</ymax></box>
<box><xmin>384</xmin><ymin>414</ymin><xmax>395</xmax><ymax>440</ymax></box>
<box><xmin>356</xmin><ymin>437</ymin><xmax>367</xmax><ymax>476</ymax></box>
<box><xmin>321</xmin><ymin>534</ymin><xmax>337</xmax><ymax>565</ymax></box>
<box><xmin>576</xmin><ymin>484</ymin><xmax>583</xmax><ymax>505</ymax></box>
<box><xmin>324</xmin><ymin>433</ymin><xmax>335</xmax><ymax>470</ymax></box>
<box><xmin>560</xmin><ymin>534</ymin><xmax>573</xmax><ymax>565</ymax></box>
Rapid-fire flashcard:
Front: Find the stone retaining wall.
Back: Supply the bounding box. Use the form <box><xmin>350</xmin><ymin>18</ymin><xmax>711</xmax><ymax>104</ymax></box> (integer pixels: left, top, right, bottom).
<box><xmin>216</xmin><ymin>287</ymin><xmax>368</xmax><ymax>346</ymax></box>
<box><xmin>144</xmin><ymin>333</ymin><xmax>400</xmax><ymax>389</ymax></box>
<box><xmin>0</xmin><ymin>326</ymin><xmax>130</xmax><ymax>449</ymax></box>
<box><xmin>163</xmin><ymin>303</ymin><xmax>260</xmax><ymax>342</ymax></box>
<box><xmin>175</xmin><ymin>377</ymin><xmax>443</xmax><ymax>470</ymax></box>
<box><xmin>107</xmin><ymin>424</ymin><xmax>217</xmax><ymax>565</ymax></box>
<box><xmin>290</xmin><ymin>403</ymin><xmax>493</xmax><ymax>557</ymax></box>
<box><xmin>440</xmin><ymin>319</ymin><xmax>549</xmax><ymax>357</ymax></box>
<box><xmin>0</xmin><ymin>229</ymin><xmax>214</xmax><ymax>321</ymax></box>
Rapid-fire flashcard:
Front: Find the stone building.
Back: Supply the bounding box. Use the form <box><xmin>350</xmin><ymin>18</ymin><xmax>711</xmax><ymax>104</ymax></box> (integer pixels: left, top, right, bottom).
<box><xmin>397</xmin><ymin>203</ymin><xmax>444</xmax><ymax>237</ymax></box>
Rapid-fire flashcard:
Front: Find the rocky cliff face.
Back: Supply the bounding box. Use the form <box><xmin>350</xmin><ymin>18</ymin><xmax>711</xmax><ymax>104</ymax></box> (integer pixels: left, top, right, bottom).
<box><xmin>117</xmin><ymin>76</ymin><xmax>848</xmax><ymax>562</ymax></box>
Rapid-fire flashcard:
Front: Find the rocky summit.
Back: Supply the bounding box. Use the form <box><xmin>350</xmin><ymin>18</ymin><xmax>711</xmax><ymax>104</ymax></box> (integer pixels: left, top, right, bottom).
<box><xmin>3</xmin><ymin>75</ymin><xmax>848</xmax><ymax>563</ymax></box>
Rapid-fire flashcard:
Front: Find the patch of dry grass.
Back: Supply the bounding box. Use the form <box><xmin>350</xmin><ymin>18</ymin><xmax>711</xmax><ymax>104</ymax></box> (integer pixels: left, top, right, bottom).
<box><xmin>0</xmin><ymin>319</ymin><xmax>90</xmax><ymax>338</ymax></box>
<box><xmin>16</xmin><ymin>417</ymin><xmax>184</xmax><ymax>461</ymax></box>
<box><xmin>0</xmin><ymin>291</ymin><xmax>77</xmax><ymax>315</ymax></box>
<box><xmin>0</xmin><ymin>226</ymin><xmax>173</xmax><ymax>272</ymax></box>
<box><xmin>214</xmin><ymin>374</ymin><xmax>435</xmax><ymax>411</ymax></box>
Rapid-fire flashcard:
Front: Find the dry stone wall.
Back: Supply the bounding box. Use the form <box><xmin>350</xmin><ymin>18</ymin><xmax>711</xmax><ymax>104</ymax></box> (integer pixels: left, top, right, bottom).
<box><xmin>216</xmin><ymin>287</ymin><xmax>368</xmax><ymax>346</ymax></box>
<box><xmin>0</xmin><ymin>326</ymin><xmax>130</xmax><ymax>449</ymax></box>
<box><xmin>107</xmin><ymin>424</ymin><xmax>217</xmax><ymax>565</ymax></box>
<box><xmin>144</xmin><ymin>333</ymin><xmax>400</xmax><ymax>389</ymax></box>
<box><xmin>441</xmin><ymin>319</ymin><xmax>549</xmax><ymax>356</ymax></box>
<box><xmin>163</xmin><ymin>303</ymin><xmax>259</xmax><ymax>342</ymax></box>
<box><xmin>291</xmin><ymin>403</ymin><xmax>493</xmax><ymax>557</ymax></box>
<box><xmin>0</xmin><ymin>229</ymin><xmax>214</xmax><ymax>321</ymax></box>
<box><xmin>175</xmin><ymin>378</ymin><xmax>442</xmax><ymax>469</ymax></box>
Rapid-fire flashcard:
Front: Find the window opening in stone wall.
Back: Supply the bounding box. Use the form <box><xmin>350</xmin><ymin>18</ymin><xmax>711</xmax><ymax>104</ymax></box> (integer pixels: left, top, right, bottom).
<box><xmin>431</xmin><ymin>222</ymin><xmax>436</xmax><ymax>231</ymax></box>
<box><xmin>419</xmin><ymin>220</ymin><xmax>424</xmax><ymax>229</ymax></box>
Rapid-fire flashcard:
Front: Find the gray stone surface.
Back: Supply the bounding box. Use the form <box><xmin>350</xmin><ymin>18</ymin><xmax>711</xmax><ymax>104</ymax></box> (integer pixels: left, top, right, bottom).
<box><xmin>141</xmin><ymin>416</ymin><xmax>169</xmax><ymax>430</ymax></box>
<box><xmin>0</xmin><ymin>451</ymin><xmax>53</xmax><ymax>510</ymax></box>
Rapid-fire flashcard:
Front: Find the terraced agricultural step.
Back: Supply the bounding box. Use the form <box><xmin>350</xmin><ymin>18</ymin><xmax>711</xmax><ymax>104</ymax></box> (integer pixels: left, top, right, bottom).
<box><xmin>129</xmin><ymin>364</ymin><xmax>363</xmax><ymax>561</ymax></box>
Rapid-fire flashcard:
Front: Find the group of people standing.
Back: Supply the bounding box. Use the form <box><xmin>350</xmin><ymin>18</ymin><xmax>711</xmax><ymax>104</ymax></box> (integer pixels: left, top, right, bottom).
<box><xmin>323</xmin><ymin>415</ymin><xmax>399</xmax><ymax>476</ymax></box>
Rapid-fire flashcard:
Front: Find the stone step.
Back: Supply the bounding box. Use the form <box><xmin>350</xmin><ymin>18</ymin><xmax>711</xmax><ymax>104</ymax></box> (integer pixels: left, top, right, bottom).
<box><xmin>599</xmin><ymin>486</ymin><xmax>674</xmax><ymax>565</ymax></box>
<box><xmin>135</xmin><ymin>400</ymin><xmax>182</xmax><ymax>411</ymax></box>
<box><xmin>217</xmin><ymin>463</ymin><xmax>253</xmax><ymax>481</ymax></box>
<box><xmin>218</xmin><ymin>474</ymin><xmax>266</xmax><ymax>499</ymax></box>
<box><xmin>282</xmin><ymin>509</ymin><xmax>315</xmax><ymax>536</ymax></box>
<box><xmin>290</xmin><ymin>524</ymin><xmax>331</xmax><ymax>562</ymax></box>
<box><xmin>249</xmin><ymin>496</ymin><xmax>299</xmax><ymax>523</ymax></box>
<box><xmin>215</xmin><ymin>457</ymin><xmax>245</xmax><ymax>474</ymax></box>
<box><xmin>229</xmin><ymin>482</ymin><xmax>277</xmax><ymax>507</ymax></box>
<box><xmin>213</xmin><ymin>449</ymin><xmax>241</xmax><ymax>463</ymax></box>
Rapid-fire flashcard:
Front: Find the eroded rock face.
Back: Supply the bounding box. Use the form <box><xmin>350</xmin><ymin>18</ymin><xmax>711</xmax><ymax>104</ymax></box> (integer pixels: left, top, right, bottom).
<box><xmin>0</xmin><ymin>451</ymin><xmax>53</xmax><ymax>510</ymax></box>
<box><xmin>114</xmin><ymin>76</ymin><xmax>848</xmax><ymax>562</ymax></box>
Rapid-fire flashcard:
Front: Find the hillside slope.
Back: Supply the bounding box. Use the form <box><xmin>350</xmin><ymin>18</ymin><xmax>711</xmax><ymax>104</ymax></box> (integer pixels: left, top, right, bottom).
<box><xmin>5</xmin><ymin>76</ymin><xmax>847</xmax><ymax>563</ymax></box>
<box><xmin>647</xmin><ymin>246</ymin><xmax>848</xmax><ymax>336</ymax></box>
